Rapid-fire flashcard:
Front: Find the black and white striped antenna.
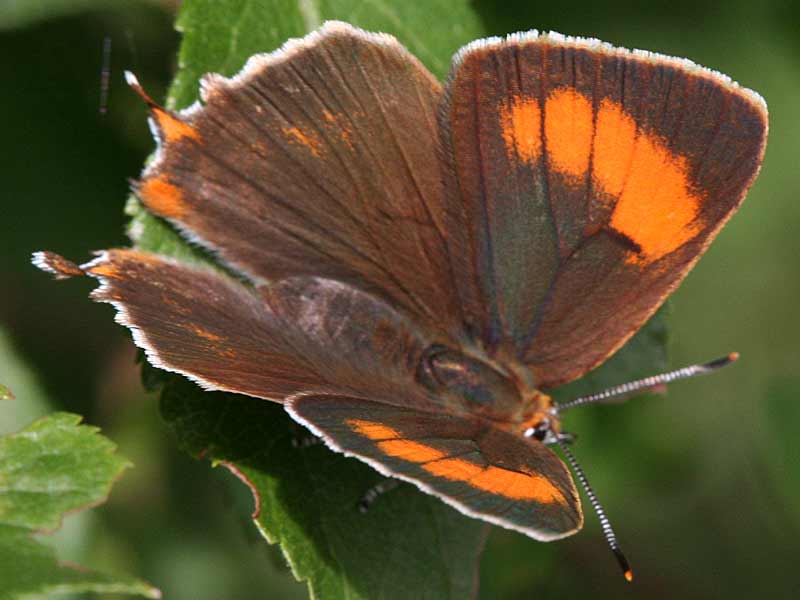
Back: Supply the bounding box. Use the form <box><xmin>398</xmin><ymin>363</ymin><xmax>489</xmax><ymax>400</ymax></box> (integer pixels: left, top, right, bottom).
<box><xmin>557</xmin><ymin>353</ymin><xmax>739</xmax><ymax>413</ymax></box>
<box><xmin>549</xmin><ymin>352</ymin><xmax>739</xmax><ymax>581</ymax></box>
<box><xmin>558</xmin><ymin>439</ymin><xmax>633</xmax><ymax>581</ymax></box>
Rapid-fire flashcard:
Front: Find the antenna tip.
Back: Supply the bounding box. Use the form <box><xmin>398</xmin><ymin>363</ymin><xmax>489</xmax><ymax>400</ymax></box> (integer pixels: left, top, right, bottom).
<box><xmin>702</xmin><ymin>352</ymin><xmax>740</xmax><ymax>371</ymax></box>
<box><xmin>613</xmin><ymin>547</ymin><xmax>633</xmax><ymax>583</ymax></box>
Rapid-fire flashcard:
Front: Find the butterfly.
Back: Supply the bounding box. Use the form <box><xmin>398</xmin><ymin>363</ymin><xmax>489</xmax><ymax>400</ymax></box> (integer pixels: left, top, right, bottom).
<box><xmin>34</xmin><ymin>21</ymin><xmax>767</xmax><ymax>580</ymax></box>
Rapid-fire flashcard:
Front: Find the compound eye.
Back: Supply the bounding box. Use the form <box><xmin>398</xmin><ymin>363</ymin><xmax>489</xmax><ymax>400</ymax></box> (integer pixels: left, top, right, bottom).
<box><xmin>525</xmin><ymin>418</ymin><xmax>550</xmax><ymax>442</ymax></box>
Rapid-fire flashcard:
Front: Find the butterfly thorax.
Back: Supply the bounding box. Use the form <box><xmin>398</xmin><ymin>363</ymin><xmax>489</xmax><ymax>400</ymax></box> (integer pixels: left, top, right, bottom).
<box><xmin>415</xmin><ymin>344</ymin><xmax>559</xmax><ymax>435</ymax></box>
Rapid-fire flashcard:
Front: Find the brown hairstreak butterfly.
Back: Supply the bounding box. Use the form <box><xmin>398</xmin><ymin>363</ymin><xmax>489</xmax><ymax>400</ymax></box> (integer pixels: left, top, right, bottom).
<box><xmin>33</xmin><ymin>21</ymin><xmax>767</xmax><ymax>580</ymax></box>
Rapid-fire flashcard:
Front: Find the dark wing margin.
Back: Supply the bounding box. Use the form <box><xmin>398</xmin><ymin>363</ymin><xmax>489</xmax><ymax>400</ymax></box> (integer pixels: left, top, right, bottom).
<box><xmin>439</xmin><ymin>31</ymin><xmax>767</xmax><ymax>387</ymax></box>
<box><xmin>132</xmin><ymin>21</ymin><xmax>464</xmax><ymax>342</ymax></box>
<box><xmin>32</xmin><ymin>250</ymin><xmax>436</xmax><ymax>405</ymax></box>
<box><xmin>287</xmin><ymin>394</ymin><xmax>582</xmax><ymax>541</ymax></box>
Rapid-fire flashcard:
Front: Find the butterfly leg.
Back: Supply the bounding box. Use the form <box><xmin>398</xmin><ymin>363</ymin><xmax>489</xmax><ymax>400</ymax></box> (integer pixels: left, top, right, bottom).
<box><xmin>357</xmin><ymin>478</ymin><xmax>400</xmax><ymax>513</ymax></box>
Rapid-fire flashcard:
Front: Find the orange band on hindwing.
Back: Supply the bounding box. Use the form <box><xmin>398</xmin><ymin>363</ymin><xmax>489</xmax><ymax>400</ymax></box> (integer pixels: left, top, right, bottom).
<box><xmin>347</xmin><ymin>418</ymin><xmax>568</xmax><ymax>505</ymax></box>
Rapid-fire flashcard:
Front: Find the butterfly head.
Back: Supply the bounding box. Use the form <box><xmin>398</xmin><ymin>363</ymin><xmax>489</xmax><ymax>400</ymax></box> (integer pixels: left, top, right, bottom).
<box><xmin>519</xmin><ymin>394</ymin><xmax>568</xmax><ymax>445</ymax></box>
<box><xmin>512</xmin><ymin>390</ymin><xmax>558</xmax><ymax>440</ymax></box>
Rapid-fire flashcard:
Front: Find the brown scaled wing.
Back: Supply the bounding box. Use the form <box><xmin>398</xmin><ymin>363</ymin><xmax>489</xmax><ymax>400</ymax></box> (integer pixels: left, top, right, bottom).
<box><xmin>439</xmin><ymin>34</ymin><xmax>767</xmax><ymax>387</ymax></box>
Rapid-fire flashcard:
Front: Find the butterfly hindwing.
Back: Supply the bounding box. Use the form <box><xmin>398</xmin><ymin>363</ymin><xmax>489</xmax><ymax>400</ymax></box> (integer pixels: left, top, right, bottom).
<box><xmin>440</xmin><ymin>34</ymin><xmax>767</xmax><ymax>386</ymax></box>
<box><xmin>75</xmin><ymin>249</ymin><xmax>325</xmax><ymax>400</ymax></box>
<box><xmin>287</xmin><ymin>394</ymin><xmax>582</xmax><ymax>540</ymax></box>
<box><xmin>46</xmin><ymin>249</ymin><xmax>437</xmax><ymax>405</ymax></box>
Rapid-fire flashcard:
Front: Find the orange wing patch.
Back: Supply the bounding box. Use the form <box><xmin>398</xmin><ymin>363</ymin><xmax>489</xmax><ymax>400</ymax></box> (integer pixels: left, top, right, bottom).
<box><xmin>601</xmin><ymin>101</ymin><xmax>702</xmax><ymax>264</ymax></box>
<box><xmin>125</xmin><ymin>73</ymin><xmax>200</xmax><ymax>144</ymax></box>
<box><xmin>84</xmin><ymin>249</ymin><xmax>164</xmax><ymax>279</ymax></box>
<box><xmin>498</xmin><ymin>88</ymin><xmax>704</xmax><ymax>265</ymax></box>
<box><xmin>592</xmin><ymin>98</ymin><xmax>638</xmax><ymax>198</ymax></box>
<box><xmin>425</xmin><ymin>460</ymin><xmax>567</xmax><ymax>504</ymax></box>
<box><xmin>500</xmin><ymin>96</ymin><xmax>542</xmax><ymax>163</ymax></box>
<box><xmin>283</xmin><ymin>126</ymin><xmax>322</xmax><ymax>156</ymax></box>
<box><xmin>185</xmin><ymin>323</ymin><xmax>238</xmax><ymax>360</ymax></box>
<box><xmin>188</xmin><ymin>324</ymin><xmax>224</xmax><ymax>342</ymax></box>
<box><xmin>378</xmin><ymin>440</ymin><xmax>447</xmax><ymax>463</ymax></box>
<box><xmin>138</xmin><ymin>175</ymin><xmax>188</xmax><ymax>219</ymax></box>
<box><xmin>349</xmin><ymin>418</ymin><xmax>449</xmax><ymax>461</ymax></box>
<box><xmin>152</xmin><ymin>108</ymin><xmax>200</xmax><ymax>144</ymax></box>
<box><xmin>348</xmin><ymin>419</ymin><xmax>401</xmax><ymax>440</ymax></box>
<box><xmin>545</xmin><ymin>88</ymin><xmax>594</xmax><ymax>180</ymax></box>
<box><xmin>347</xmin><ymin>419</ymin><xmax>567</xmax><ymax>505</ymax></box>
<box><xmin>84</xmin><ymin>261</ymin><xmax>119</xmax><ymax>279</ymax></box>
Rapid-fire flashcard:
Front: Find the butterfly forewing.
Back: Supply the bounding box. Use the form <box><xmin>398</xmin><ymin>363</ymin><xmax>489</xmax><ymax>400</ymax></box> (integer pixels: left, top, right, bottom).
<box><xmin>440</xmin><ymin>34</ymin><xmax>767</xmax><ymax>386</ymax></box>
<box><xmin>77</xmin><ymin>249</ymin><xmax>325</xmax><ymax>399</ymax></box>
<box><xmin>75</xmin><ymin>249</ymin><xmax>441</xmax><ymax>406</ymax></box>
<box><xmin>138</xmin><ymin>22</ymin><xmax>464</xmax><ymax>341</ymax></box>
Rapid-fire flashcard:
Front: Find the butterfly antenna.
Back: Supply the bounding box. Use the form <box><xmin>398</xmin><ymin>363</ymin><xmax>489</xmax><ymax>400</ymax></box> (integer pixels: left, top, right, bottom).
<box><xmin>557</xmin><ymin>439</ymin><xmax>633</xmax><ymax>582</ymax></box>
<box><xmin>557</xmin><ymin>352</ymin><xmax>739</xmax><ymax>413</ymax></box>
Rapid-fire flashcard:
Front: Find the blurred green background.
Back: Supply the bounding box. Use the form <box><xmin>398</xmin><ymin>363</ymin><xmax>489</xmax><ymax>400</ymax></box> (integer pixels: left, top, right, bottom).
<box><xmin>1</xmin><ymin>0</ymin><xmax>798</xmax><ymax>598</ymax></box>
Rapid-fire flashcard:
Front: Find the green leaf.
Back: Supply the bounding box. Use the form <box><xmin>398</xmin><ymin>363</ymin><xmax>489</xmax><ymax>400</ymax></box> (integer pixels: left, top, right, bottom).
<box><xmin>0</xmin><ymin>412</ymin><xmax>160</xmax><ymax>599</ymax></box>
<box><xmin>162</xmin><ymin>379</ymin><xmax>488</xmax><ymax>600</ymax></box>
<box><xmin>129</xmin><ymin>1</ymin><xmax>669</xmax><ymax>598</ymax></box>
<box><xmin>0</xmin><ymin>330</ymin><xmax>56</xmax><ymax>435</ymax></box>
